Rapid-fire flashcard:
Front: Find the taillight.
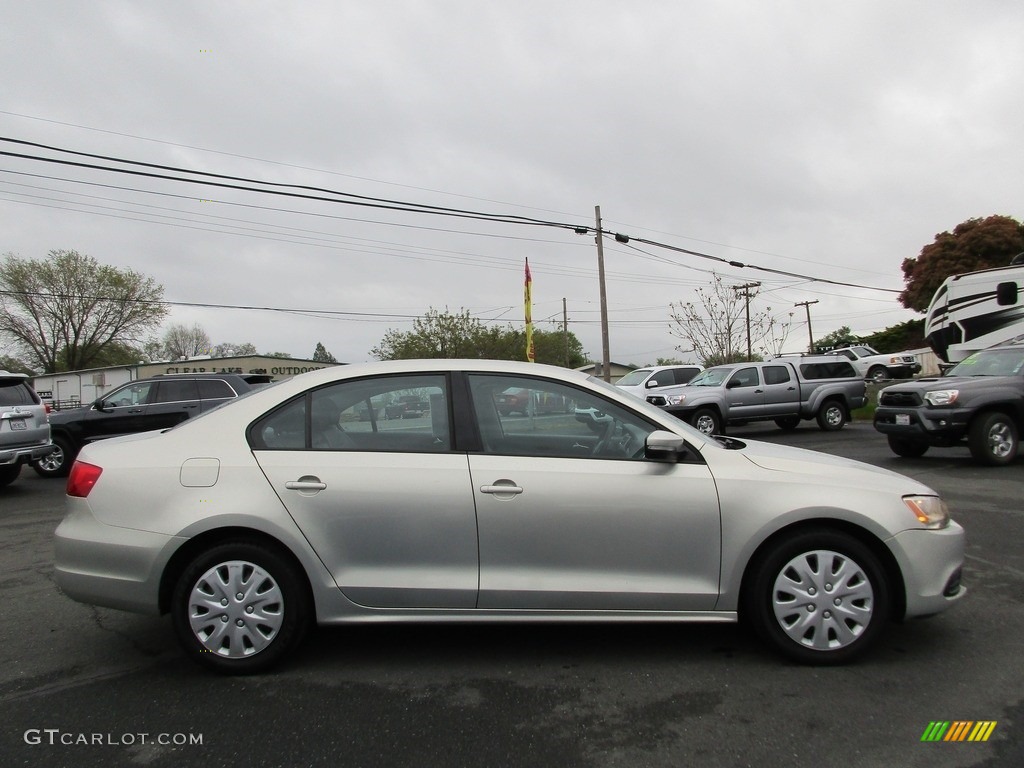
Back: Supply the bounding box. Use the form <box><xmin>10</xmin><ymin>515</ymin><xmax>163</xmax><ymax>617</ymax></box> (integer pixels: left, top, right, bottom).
<box><xmin>67</xmin><ymin>461</ymin><xmax>103</xmax><ymax>498</ymax></box>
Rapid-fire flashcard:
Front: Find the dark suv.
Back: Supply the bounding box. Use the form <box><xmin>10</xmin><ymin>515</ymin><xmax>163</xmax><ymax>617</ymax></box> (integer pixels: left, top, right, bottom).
<box><xmin>1</xmin><ymin>370</ymin><xmax>54</xmax><ymax>488</ymax></box>
<box><xmin>34</xmin><ymin>373</ymin><xmax>272</xmax><ymax>477</ymax></box>
<box><xmin>874</xmin><ymin>340</ymin><xmax>1024</xmax><ymax>465</ymax></box>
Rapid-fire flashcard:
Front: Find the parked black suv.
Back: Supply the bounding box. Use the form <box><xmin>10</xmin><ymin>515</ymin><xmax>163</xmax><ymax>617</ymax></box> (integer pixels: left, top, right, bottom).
<box><xmin>34</xmin><ymin>373</ymin><xmax>272</xmax><ymax>477</ymax></box>
<box><xmin>874</xmin><ymin>340</ymin><xmax>1024</xmax><ymax>465</ymax></box>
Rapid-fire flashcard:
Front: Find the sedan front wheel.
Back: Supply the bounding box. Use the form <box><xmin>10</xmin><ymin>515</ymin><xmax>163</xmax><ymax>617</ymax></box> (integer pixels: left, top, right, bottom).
<box><xmin>172</xmin><ymin>541</ymin><xmax>310</xmax><ymax>674</ymax></box>
<box><xmin>745</xmin><ymin>529</ymin><xmax>889</xmax><ymax>664</ymax></box>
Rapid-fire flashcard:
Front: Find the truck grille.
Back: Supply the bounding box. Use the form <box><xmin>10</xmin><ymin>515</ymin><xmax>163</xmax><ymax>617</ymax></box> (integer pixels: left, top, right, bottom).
<box><xmin>879</xmin><ymin>391</ymin><xmax>922</xmax><ymax>407</ymax></box>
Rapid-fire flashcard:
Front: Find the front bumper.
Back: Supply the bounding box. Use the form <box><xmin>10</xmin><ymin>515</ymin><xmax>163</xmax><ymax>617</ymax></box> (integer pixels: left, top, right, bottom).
<box><xmin>888</xmin><ymin>522</ymin><xmax>966</xmax><ymax>618</ymax></box>
<box><xmin>873</xmin><ymin>404</ymin><xmax>971</xmax><ymax>445</ymax></box>
<box><xmin>54</xmin><ymin>497</ymin><xmax>183</xmax><ymax>615</ymax></box>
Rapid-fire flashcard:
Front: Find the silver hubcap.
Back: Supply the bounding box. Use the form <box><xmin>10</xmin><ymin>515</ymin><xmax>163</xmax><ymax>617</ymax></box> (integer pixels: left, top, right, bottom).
<box><xmin>824</xmin><ymin>407</ymin><xmax>843</xmax><ymax>427</ymax></box>
<box><xmin>772</xmin><ymin>549</ymin><xmax>874</xmax><ymax>651</ymax></box>
<box><xmin>187</xmin><ymin>560</ymin><xmax>284</xmax><ymax>658</ymax></box>
<box><xmin>38</xmin><ymin>445</ymin><xmax>64</xmax><ymax>471</ymax></box>
<box><xmin>987</xmin><ymin>422</ymin><xmax>1015</xmax><ymax>458</ymax></box>
<box><xmin>695</xmin><ymin>415</ymin><xmax>716</xmax><ymax>435</ymax></box>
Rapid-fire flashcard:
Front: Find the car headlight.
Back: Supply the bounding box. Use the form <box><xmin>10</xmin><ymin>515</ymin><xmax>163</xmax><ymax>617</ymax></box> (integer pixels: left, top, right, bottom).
<box><xmin>666</xmin><ymin>394</ymin><xmax>687</xmax><ymax>406</ymax></box>
<box><xmin>903</xmin><ymin>495</ymin><xmax>950</xmax><ymax>529</ymax></box>
<box><xmin>924</xmin><ymin>389</ymin><xmax>959</xmax><ymax>406</ymax></box>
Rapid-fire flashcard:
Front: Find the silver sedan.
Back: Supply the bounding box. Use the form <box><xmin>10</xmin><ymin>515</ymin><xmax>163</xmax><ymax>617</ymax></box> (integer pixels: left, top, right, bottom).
<box><xmin>54</xmin><ymin>360</ymin><xmax>965</xmax><ymax>673</ymax></box>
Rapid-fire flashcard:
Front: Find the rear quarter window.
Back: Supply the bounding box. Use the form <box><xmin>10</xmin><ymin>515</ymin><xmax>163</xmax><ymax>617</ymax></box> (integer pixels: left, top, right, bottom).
<box><xmin>799</xmin><ymin>361</ymin><xmax>858</xmax><ymax>379</ymax></box>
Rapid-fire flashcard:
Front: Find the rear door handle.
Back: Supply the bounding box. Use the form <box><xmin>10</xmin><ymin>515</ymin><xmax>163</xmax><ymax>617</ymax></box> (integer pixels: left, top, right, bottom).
<box><xmin>480</xmin><ymin>484</ymin><xmax>523</xmax><ymax>495</ymax></box>
<box><xmin>285</xmin><ymin>478</ymin><xmax>327</xmax><ymax>491</ymax></box>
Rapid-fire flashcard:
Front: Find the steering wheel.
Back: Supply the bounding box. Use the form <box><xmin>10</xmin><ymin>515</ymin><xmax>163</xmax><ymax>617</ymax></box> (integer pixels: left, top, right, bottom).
<box><xmin>590</xmin><ymin>418</ymin><xmax>618</xmax><ymax>456</ymax></box>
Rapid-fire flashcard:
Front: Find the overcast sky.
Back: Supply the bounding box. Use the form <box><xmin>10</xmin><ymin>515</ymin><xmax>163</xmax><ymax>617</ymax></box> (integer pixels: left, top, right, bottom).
<box><xmin>2</xmin><ymin>1</ymin><xmax>1022</xmax><ymax>366</ymax></box>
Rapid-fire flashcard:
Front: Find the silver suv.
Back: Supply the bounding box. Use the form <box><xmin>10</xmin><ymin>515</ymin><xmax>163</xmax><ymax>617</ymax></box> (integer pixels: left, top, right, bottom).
<box><xmin>0</xmin><ymin>370</ymin><xmax>53</xmax><ymax>488</ymax></box>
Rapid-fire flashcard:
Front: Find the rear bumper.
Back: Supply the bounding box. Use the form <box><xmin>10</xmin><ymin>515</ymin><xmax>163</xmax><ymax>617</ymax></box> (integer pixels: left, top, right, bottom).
<box><xmin>0</xmin><ymin>442</ymin><xmax>56</xmax><ymax>466</ymax></box>
<box><xmin>54</xmin><ymin>497</ymin><xmax>181</xmax><ymax>615</ymax></box>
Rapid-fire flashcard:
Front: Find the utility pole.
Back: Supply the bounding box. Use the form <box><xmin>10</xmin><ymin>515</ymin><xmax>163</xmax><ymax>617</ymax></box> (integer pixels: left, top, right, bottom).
<box><xmin>595</xmin><ymin>205</ymin><xmax>611</xmax><ymax>381</ymax></box>
<box><xmin>795</xmin><ymin>300</ymin><xmax>819</xmax><ymax>353</ymax></box>
<box><xmin>562</xmin><ymin>297</ymin><xmax>569</xmax><ymax>368</ymax></box>
<box><xmin>733</xmin><ymin>282</ymin><xmax>760</xmax><ymax>360</ymax></box>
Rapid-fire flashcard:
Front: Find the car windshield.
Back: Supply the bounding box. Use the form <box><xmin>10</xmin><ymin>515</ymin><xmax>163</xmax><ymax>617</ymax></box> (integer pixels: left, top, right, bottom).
<box><xmin>948</xmin><ymin>349</ymin><xmax>1024</xmax><ymax>377</ymax></box>
<box><xmin>687</xmin><ymin>368</ymin><xmax>730</xmax><ymax>387</ymax></box>
<box><xmin>615</xmin><ymin>369</ymin><xmax>653</xmax><ymax>386</ymax></box>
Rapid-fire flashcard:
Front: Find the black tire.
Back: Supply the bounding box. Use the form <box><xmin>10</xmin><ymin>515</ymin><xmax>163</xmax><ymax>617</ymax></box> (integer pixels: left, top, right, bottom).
<box><xmin>816</xmin><ymin>400</ymin><xmax>847</xmax><ymax>431</ymax></box>
<box><xmin>171</xmin><ymin>541</ymin><xmax>310</xmax><ymax>674</ymax></box>
<box><xmin>0</xmin><ymin>464</ymin><xmax>21</xmax><ymax>488</ymax></box>
<box><xmin>690</xmin><ymin>408</ymin><xmax>723</xmax><ymax>436</ymax></box>
<box><xmin>32</xmin><ymin>435</ymin><xmax>75</xmax><ymax>478</ymax></box>
<box><xmin>968</xmin><ymin>411</ymin><xmax>1018</xmax><ymax>466</ymax></box>
<box><xmin>867</xmin><ymin>366</ymin><xmax>887</xmax><ymax>383</ymax></box>
<box><xmin>887</xmin><ymin>436</ymin><xmax>929</xmax><ymax>458</ymax></box>
<box><xmin>744</xmin><ymin>528</ymin><xmax>890</xmax><ymax>665</ymax></box>
<box><xmin>774</xmin><ymin>416</ymin><xmax>800</xmax><ymax>431</ymax></box>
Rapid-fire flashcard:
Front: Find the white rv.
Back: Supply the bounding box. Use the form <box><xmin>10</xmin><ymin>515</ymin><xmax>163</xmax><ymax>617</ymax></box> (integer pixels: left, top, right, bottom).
<box><xmin>924</xmin><ymin>261</ymin><xmax>1024</xmax><ymax>363</ymax></box>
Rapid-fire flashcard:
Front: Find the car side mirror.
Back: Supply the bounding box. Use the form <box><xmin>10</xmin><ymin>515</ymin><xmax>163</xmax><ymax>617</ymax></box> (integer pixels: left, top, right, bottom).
<box><xmin>646</xmin><ymin>379</ymin><xmax>660</xmax><ymax>388</ymax></box>
<box><xmin>726</xmin><ymin>379</ymin><xmax>741</xmax><ymax>389</ymax></box>
<box><xmin>645</xmin><ymin>430</ymin><xmax>686</xmax><ymax>462</ymax></box>
<box><xmin>93</xmin><ymin>398</ymin><xmax>111</xmax><ymax>412</ymax></box>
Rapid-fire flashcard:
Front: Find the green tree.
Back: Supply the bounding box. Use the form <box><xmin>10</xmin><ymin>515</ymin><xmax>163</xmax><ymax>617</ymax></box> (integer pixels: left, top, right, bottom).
<box><xmin>312</xmin><ymin>342</ymin><xmax>338</xmax><ymax>363</ymax></box>
<box><xmin>0</xmin><ymin>249</ymin><xmax>167</xmax><ymax>373</ymax></box>
<box><xmin>0</xmin><ymin>354</ymin><xmax>35</xmax><ymax>375</ymax></box>
<box><xmin>655</xmin><ymin>357</ymin><xmax>684</xmax><ymax>366</ymax></box>
<box><xmin>861</xmin><ymin>319</ymin><xmax>925</xmax><ymax>353</ymax></box>
<box><xmin>900</xmin><ymin>215</ymin><xmax>1024</xmax><ymax>311</ymax></box>
<box><xmin>814</xmin><ymin>325</ymin><xmax>859</xmax><ymax>351</ymax></box>
<box><xmin>372</xmin><ymin>308</ymin><xmax>491</xmax><ymax>360</ymax></box>
<box><xmin>371</xmin><ymin>307</ymin><xmax>588</xmax><ymax>367</ymax></box>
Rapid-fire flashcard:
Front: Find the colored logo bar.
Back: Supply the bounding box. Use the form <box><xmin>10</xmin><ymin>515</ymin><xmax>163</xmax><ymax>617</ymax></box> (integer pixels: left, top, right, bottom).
<box><xmin>921</xmin><ymin>721</ymin><xmax>997</xmax><ymax>742</ymax></box>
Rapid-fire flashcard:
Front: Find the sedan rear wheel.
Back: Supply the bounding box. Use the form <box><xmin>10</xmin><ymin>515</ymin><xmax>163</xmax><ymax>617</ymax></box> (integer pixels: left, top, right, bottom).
<box><xmin>172</xmin><ymin>542</ymin><xmax>309</xmax><ymax>674</ymax></box>
<box><xmin>745</xmin><ymin>529</ymin><xmax>889</xmax><ymax>664</ymax></box>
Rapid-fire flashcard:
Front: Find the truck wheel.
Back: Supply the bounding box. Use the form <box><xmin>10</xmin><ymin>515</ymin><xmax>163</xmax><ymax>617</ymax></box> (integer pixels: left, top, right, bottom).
<box><xmin>816</xmin><ymin>401</ymin><xmax>847</xmax><ymax>431</ymax></box>
<box><xmin>33</xmin><ymin>435</ymin><xmax>74</xmax><ymax>478</ymax></box>
<box><xmin>690</xmin><ymin>408</ymin><xmax>723</xmax><ymax>436</ymax></box>
<box><xmin>867</xmin><ymin>366</ymin><xmax>887</xmax><ymax>383</ymax></box>
<box><xmin>0</xmin><ymin>464</ymin><xmax>21</xmax><ymax>488</ymax></box>
<box><xmin>774</xmin><ymin>416</ymin><xmax>800</xmax><ymax>431</ymax></box>
<box><xmin>744</xmin><ymin>528</ymin><xmax>890</xmax><ymax>664</ymax></box>
<box><xmin>968</xmin><ymin>411</ymin><xmax>1018</xmax><ymax>466</ymax></box>
<box><xmin>887</xmin><ymin>436</ymin><xmax>928</xmax><ymax>458</ymax></box>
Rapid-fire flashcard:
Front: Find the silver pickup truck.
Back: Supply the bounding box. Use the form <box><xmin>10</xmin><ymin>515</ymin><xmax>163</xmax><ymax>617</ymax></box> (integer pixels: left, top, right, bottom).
<box><xmin>645</xmin><ymin>357</ymin><xmax>867</xmax><ymax>435</ymax></box>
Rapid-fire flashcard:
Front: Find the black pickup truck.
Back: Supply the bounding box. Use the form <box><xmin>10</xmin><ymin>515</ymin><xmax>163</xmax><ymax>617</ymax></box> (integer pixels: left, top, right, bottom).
<box><xmin>874</xmin><ymin>339</ymin><xmax>1024</xmax><ymax>465</ymax></box>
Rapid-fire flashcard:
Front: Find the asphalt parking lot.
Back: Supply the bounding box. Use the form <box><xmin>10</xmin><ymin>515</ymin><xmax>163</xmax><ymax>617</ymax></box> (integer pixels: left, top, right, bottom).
<box><xmin>0</xmin><ymin>422</ymin><xmax>1021</xmax><ymax>768</ymax></box>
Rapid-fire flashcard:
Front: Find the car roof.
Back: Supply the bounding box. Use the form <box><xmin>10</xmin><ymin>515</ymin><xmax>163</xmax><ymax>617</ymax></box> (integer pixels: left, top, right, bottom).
<box><xmin>0</xmin><ymin>370</ymin><xmax>30</xmax><ymax>380</ymax></box>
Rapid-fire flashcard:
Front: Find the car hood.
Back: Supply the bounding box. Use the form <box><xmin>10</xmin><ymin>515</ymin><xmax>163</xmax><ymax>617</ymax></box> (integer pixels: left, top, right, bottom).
<box><xmin>728</xmin><ymin>436</ymin><xmax>936</xmax><ymax>495</ymax></box>
<box><xmin>881</xmin><ymin>375</ymin><xmax>1018</xmax><ymax>394</ymax></box>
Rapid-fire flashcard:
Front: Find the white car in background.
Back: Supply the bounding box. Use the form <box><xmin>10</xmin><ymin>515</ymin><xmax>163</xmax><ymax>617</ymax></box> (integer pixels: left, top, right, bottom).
<box><xmin>615</xmin><ymin>364</ymin><xmax>702</xmax><ymax>398</ymax></box>
<box><xmin>824</xmin><ymin>346</ymin><xmax>922</xmax><ymax>382</ymax></box>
